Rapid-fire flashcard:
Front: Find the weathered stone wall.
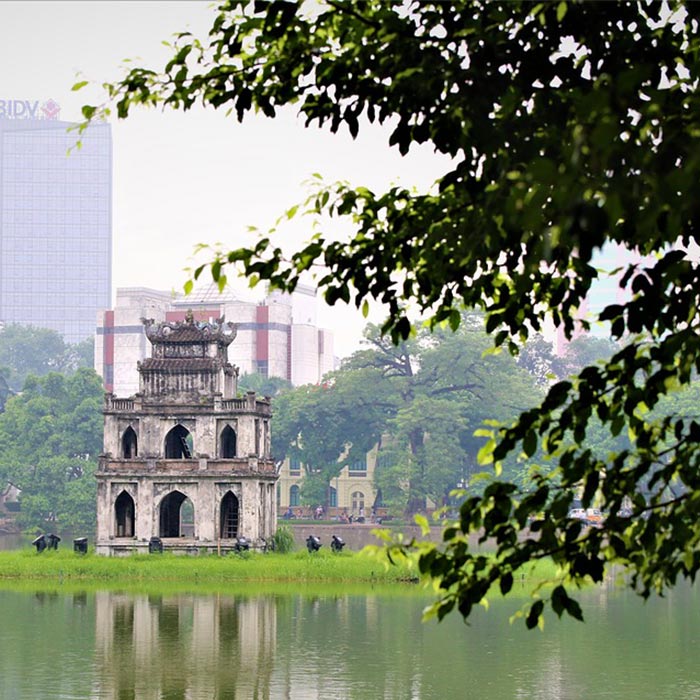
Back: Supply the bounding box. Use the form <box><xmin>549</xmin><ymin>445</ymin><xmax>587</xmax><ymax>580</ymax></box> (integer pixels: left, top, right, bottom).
<box><xmin>103</xmin><ymin>410</ymin><xmax>271</xmax><ymax>460</ymax></box>
<box><xmin>95</xmin><ymin>470</ymin><xmax>278</xmax><ymax>553</ymax></box>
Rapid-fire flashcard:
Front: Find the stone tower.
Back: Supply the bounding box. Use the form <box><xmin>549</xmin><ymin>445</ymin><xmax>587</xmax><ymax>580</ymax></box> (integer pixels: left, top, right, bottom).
<box><xmin>95</xmin><ymin>313</ymin><xmax>277</xmax><ymax>555</ymax></box>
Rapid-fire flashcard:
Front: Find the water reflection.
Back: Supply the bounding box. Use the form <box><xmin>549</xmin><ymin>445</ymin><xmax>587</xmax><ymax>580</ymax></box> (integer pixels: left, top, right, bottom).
<box><xmin>33</xmin><ymin>591</ymin><xmax>60</xmax><ymax>605</ymax></box>
<box><xmin>1</xmin><ymin>584</ymin><xmax>700</xmax><ymax>699</ymax></box>
<box><xmin>94</xmin><ymin>592</ymin><xmax>276</xmax><ymax>699</ymax></box>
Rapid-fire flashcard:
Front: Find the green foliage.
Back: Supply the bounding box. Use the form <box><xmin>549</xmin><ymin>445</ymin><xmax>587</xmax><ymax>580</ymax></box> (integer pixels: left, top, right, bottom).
<box><xmin>0</xmin><ymin>324</ymin><xmax>94</xmax><ymax>396</ymax></box>
<box><xmin>83</xmin><ymin>1</ymin><xmax>700</xmax><ymax>627</ymax></box>
<box><xmin>0</xmin><ymin>369</ymin><xmax>103</xmax><ymax>533</ymax></box>
<box><xmin>298</xmin><ymin>473</ymin><xmax>329</xmax><ymax>509</ymax></box>
<box><xmin>271</xmin><ymin>366</ymin><xmax>390</xmax><ymax>509</ymax></box>
<box><xmin>69</xmin><ymin>337</ymin><xmax>95</xmax><ymax>372</ymax></box>
<box><xmin>272</xmin><ymin>524</ymin><xmax>295</xmax><ymax>553</ymax></box>
<box><xmin>238</xmin><ymin>372</ymin><xmax>291</xmax><ymax>397</ymax></box>
<box><xmin>518</xmin><ymin>334</ymin><xmax>619</xmax><ymax>389</ymax></box>
<box><xmin>516</xmin><ymin>335</ymin><xmax>566</xmax><ymax>389</ymax></box>
<box><xmin>363</xmin><ymin>319</ymin><xmax>541</xmax><ymax>512</ymax></box>
<box><xmin>0</xmin><ymin>371</ymin><xmax>10</xmax><ymax>413</ymax></box>
<box><xmin>272</xmin><ymin>319</ymin><xmax>539</xmax><ymax>515</ymax></box>
<box><xmin>559</xmin><ymin>336</ymin><xmax>619</xmax><ymax>379</ymax></box>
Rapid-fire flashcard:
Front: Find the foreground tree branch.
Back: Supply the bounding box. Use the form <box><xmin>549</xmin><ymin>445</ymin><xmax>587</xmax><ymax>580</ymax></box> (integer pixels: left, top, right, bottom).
<box><xmin>79</xmin><ymin>0</ymin><xmax>700</xmax><ymax>627</ymax></box>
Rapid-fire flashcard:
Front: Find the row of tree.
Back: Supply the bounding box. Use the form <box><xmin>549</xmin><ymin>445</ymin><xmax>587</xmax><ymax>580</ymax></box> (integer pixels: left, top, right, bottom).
<box><xmin>270</xmin><ymin>318</ymin><xmax>625</xmax><ymax>516</ymax></box>
<box><xmin>0</xmin><ymin>324</ymin><xmax>93</xmax><ymax>411</ymax></box>
<box><xmin>0</xmin><ymin>370</ymin><xmax>103</xmax><ymax>534</ymax></box>
<box><xmin>0</xmin><ymin>316</ymin><xmax>620</xmax><ymax>533</ymax></box>
<box><xmin>0</xmin><ymin>325</ymin><xmax>99</xmax><ymax>533</ymax></box>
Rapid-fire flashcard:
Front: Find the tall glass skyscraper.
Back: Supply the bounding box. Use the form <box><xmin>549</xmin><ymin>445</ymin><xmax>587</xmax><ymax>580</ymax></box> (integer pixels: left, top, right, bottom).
<box><xmin>0</xmin><ymin>104</ymin><xmax>111</xmax><ymax>342</ymax></box>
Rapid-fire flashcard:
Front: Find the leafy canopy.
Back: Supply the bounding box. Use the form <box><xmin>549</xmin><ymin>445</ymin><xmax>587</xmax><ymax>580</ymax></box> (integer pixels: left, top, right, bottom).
<box><xmin>0</xmin><ymin>369</ymin><xmax>103</xmax><ymax>534</ymax></box>
<box><xmin>270</xmin><ymin>318</ymin><xmax>539</xmax><ymax>515</ymax></box>
<box><xmin>271</xmin><ymin>367</ymin><xmax>391</xmax><ymax>506</ymax></box>
<box><xmin>0</xmin><ymin>323</ymin><xmax>94</xmax><ymax>398</ymax></box>
<box><xmin>81</xmin><ymin>1</ymin><xmax>700</xmax><ymax>627</ymax></box>
<box><xmin>348</xmin><ymin>319</ymin><xmax>540</xmax><ymax>514</ymax></box>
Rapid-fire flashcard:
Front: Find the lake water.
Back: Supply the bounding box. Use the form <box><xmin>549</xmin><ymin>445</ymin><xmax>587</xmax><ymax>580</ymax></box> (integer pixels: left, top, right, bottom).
<box><xmin>0</xmin><ymin>579</ymin><xmax>698</xmax><ymax>700</ymax></box>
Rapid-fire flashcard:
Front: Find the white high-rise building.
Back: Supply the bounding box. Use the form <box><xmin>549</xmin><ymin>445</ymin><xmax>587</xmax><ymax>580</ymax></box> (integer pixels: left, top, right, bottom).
<box><xmin>95</xmin><ymin>285</ymin><xmax>334</xmax><ymax>396</ymax></box>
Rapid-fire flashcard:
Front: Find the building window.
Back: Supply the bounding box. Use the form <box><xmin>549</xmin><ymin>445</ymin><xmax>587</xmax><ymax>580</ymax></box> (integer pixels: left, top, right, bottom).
<box><xmin>164</xmin><ymin>425</ymin><xmax>193</xmax><ymax>459</ymax></box>
<box><xmin>114</xmin><ymin>490</ymin><xmax>135</xmax><ymax>537</ymax></box>
<box><xmin>220</xmin><ymin>425</ymin><xmax>237</xmax><ymax>458</ymax></box>
<box><xmin>121</xmin><ymin>426</ymin><xmax>138</xmax><ymax>459</ymax></box>
<box><xmin>290</xmin><ymin>485</ymin><xmax>300</xmax><ymax>507</ymax></box>
<box><xmin>289</xmin><ymin>457</ymin><xmax>301</xmax><ymax>476</ymax></box>
<box><xmin>159</xmin><ymin>491</ymin><xmax>192</xmax><ymax>538</ymax></box>
<box><xmin>348</xmin><ymin>459</ymin><xmax>367</xmax><ymax>477</ymax></box>
<box><xmin>351</xmin><ymin>491</ymin><xmax>365</xmax><ymax>513</ymax></box>
<box><xmin>329</xmin><ymin>486</ymin><xmax>337</xmax><ymax>508</ymax></box>
<box><xmin>220</xmin><ymin>491</ymin><xmax>239</xmax><ymax>539</ymax></box>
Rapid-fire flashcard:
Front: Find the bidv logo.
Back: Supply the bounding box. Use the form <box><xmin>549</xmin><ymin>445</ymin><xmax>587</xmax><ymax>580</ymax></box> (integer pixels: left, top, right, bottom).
<box><xmin>0</xmin><ymin>99</ymin><xmax>61</xmax><ymax>120</ymax></box>
<box><xmin>41</xmin><ymin>99</ymin><xmax>60</xmax><ymax>120</ymax></box>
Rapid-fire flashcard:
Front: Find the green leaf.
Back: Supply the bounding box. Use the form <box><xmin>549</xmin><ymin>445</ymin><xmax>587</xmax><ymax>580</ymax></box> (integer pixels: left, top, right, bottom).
<box><xmin>477</xmin><ymin>438</ymin><xmax>495</xmax><ymax>466</ymax></box>
<box><xmin>526</xmin><ymin>600</ymin><xmax>544</xmax><ymax>629</ymax></box>
<box><xmin>564</xmin><ymin>597</ymin><xmax>584</xmax><ymax>622</ymax></box>
<box><xmin>523</xmin><ymin>430</ymin><xmax>537</xmax><ymax>458</ymax></box>
<box><xmin>414</xmin><ymin>513</ymin><xmax>430</xmax><ymax>535</ymax></box>
<box><xmin>551</xmin><ymin>584</ymin><xmax>567</xmax><ymax>617</ymax></box>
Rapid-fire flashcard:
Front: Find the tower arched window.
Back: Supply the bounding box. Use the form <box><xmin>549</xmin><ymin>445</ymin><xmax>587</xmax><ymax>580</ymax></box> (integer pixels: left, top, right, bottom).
<box><xmin>289</xmin><ymin>484</ymin><xmax>300</xmax><ymax>507</ymax></box>
<box><xmin>164</xmin><ymin>425</ymin><xmax>193</xmax><ymax>459</ymax></box>
<box><xmin>220</xmin><ymin>425</ymin><xmax>237</xmax><ymax>458</ymax></box>
<box><xmin>121</xmin><ymin>426</ymin><xmax>138</xmax><ymax>459</ymax></box>
<box><xmin>159</xmin><ymin>490</ymin><xmax>193</xmax><ymax>537</ymax></box>
<box><xmin>115</xmin><ymin>490</ymin><xmax>135</xmax><ymax>537</ymax></box>
<box><xmin>220</xmin><ymin>491</ymin><xmax>240</xmax><ymax>539</ymax></box>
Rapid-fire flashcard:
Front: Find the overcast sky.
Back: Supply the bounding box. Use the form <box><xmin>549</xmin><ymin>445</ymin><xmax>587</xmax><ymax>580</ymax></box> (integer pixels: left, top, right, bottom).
<box><xmin>0</xmin><ymin>1</ymin><xmax>449</xmax><ymax>357</ymax></box>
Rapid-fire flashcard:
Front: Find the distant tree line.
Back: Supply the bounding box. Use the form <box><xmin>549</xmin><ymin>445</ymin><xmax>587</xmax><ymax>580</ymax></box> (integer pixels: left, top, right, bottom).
<box><xmin>1</xmin><ymin>317</ymin><xmax>694</xmax><ymax>541</ymax></box>
<box><xmin>0</xmin><ymin>324</ymin><xmax>93</xmax><ymax>411</ymax></box>
<box><xmin>269</xmin><ymin>316</ymin><xmax>632</xmax><ymax>517</ymax></box>
<box><xmin>0</xmin><ymin>324</ymin><xmax>97</xmax><ymax>533</ymax></box>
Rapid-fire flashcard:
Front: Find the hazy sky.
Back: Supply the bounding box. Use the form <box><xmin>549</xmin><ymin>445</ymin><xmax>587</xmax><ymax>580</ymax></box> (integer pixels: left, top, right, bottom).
<box><xmin>0</xmin><ymin>1</ymin><xmax>449</xmax><ymax>356</ymax></box>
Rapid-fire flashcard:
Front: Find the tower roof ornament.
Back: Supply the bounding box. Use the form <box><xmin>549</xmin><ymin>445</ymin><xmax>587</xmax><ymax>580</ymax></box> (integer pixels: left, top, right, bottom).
<box><xmin>140</xmin><ymin>316</ymin><xmax>237</xmax><ymax>345</ymax></box>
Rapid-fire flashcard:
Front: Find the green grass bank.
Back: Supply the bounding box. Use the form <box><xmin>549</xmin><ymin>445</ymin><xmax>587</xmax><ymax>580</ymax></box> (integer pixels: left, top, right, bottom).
<box><xmin>0</xmin><ymin>547</ymin><xmax>564</xmax><ymax>602</ymax></box>
<box><xmin>0</xmin><ymin>548</ymin><xmax>418</xmax><ymax>587</ymax></box>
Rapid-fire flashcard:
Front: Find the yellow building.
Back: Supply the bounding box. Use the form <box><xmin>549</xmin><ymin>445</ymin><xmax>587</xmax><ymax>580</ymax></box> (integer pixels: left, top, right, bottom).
<box><xmin>276</xmin><ymin>445</ymin><xmax>380</xmax><ymax>519</ymax></box>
